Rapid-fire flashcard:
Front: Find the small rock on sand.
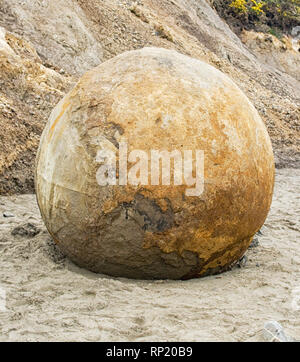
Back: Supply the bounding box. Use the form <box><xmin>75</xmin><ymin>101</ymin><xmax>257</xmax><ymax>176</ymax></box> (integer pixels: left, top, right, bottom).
<box><xmin>237</xmin><ymin>255</ymin><xmax>248</xmax><ymax>268</ymax></box>
<box><xmin>11</xmin><ymin>223</ymin><xmax>40</xmax><ymax>238</ymax></box>
<box><xmin>3</xmin><ymin>211</ymin><xmax>14</xmax><ymax>218</ymax></box>
<box><xmin>263</xmin><ymin>321</ymin><xmax>296</xmax><ymax>342</ymax></box>
<box><xmin>249</xmin><ymin>237</ymin><xmax>259</xmax><ymax>248</ymax></box>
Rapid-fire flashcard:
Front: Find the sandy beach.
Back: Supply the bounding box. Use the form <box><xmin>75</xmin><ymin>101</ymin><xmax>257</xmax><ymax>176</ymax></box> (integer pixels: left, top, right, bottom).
<box><xmin>0</xmin><ymin>168</ymin><xmax>299</xmax><ymax>341</ymax></box>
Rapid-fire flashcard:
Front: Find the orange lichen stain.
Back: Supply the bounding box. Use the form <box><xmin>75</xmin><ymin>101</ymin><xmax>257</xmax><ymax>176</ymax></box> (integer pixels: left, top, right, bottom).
<box><xmin>49</xmin><ymin>101</ymin><xmax>70</xmax><ymax>139</ymax></box>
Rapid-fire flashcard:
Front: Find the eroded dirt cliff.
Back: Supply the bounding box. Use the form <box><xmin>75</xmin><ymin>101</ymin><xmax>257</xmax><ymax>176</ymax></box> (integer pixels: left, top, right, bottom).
<box><xmin>0</xmin><ymin>0</ymin><xmax>299</xmax><ymax>194</ymax></box>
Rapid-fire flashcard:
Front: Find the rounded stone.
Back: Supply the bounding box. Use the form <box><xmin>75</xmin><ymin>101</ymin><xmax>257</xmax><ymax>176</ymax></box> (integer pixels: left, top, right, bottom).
<box><xmin>35</xmin><ymin>47</ymin><xmax>275</xmax><ymax>279</ymax></box>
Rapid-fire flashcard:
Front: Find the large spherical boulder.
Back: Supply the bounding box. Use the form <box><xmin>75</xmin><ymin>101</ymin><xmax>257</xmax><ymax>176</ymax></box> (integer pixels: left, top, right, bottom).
<box><xmin>35</xmin><ymin>47</ymin><xmax>274</xmax><ymax>279</ymax></box>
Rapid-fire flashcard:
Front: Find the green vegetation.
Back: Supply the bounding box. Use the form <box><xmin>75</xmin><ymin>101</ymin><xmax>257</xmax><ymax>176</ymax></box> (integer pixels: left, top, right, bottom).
<box><xmin>213</xmin><ymin>0</ymin><xmax>300</xmax><ymax>34</ymax></box>
<box><xmin>268</xmin><ymin>27</ymin><xmax>283</xmax><ymax>39</ymax></box>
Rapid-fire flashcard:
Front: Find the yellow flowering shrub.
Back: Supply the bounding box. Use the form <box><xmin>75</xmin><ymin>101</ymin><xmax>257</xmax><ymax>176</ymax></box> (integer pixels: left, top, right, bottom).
<box><xmin>230</xmin><ymin>0</ymin><xmax>265</xmax><ymax>15</ymax></box>
<box><xmin>228</xmin><ymin>0</ymin><xmax>300</xmax><ymax>18</ymax></box>
<box><xmin>229</xmin><ymin>0</ymin><xmax>247</xmax><ymax>12</ymax></box>
<box><xmin>251</xmin><ymin>0</ymin><xmax>264</xmax><ymax>15</ymax></box>
<box><xmin>220</xmin><ymin>0</ymin><xmax>300</xmax><ymax>33</ymax></box>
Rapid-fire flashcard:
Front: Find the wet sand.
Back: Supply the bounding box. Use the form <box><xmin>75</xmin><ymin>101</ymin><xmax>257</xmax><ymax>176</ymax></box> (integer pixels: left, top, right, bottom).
<box><xmin>0</xmin><ymin>169</ymin><xmax>299</xmax><ymax>341</ymax></box>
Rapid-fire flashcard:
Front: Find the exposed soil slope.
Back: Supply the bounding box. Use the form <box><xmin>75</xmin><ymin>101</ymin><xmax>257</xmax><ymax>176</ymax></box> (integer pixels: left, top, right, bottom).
<box><xmin>0</xmin><ymin>0</ymin><xmax>299</xmax><ymax>194</ymax></box>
